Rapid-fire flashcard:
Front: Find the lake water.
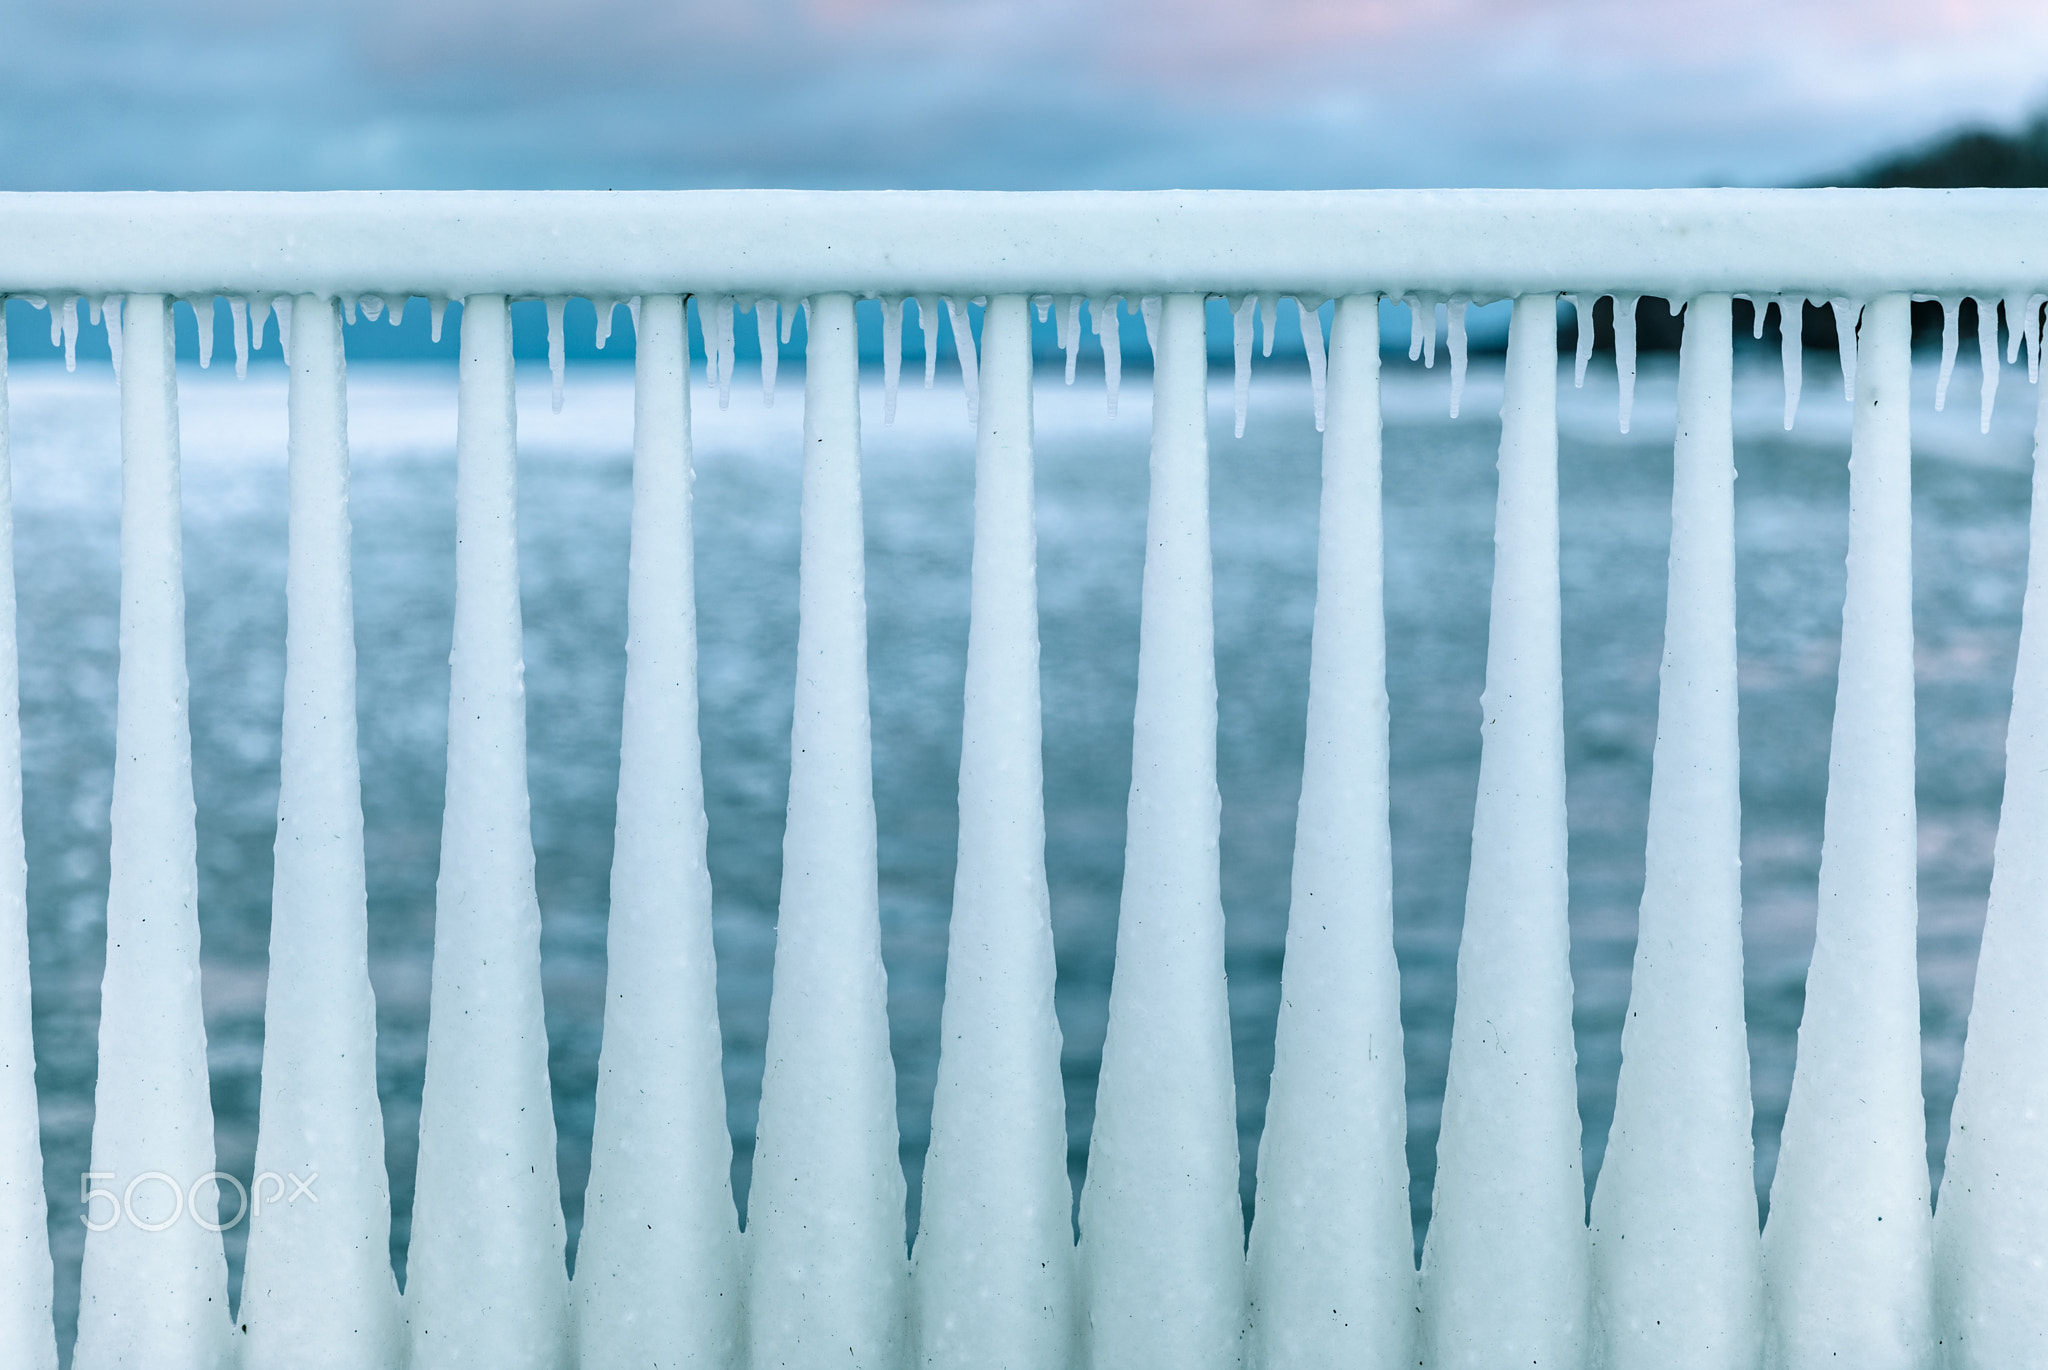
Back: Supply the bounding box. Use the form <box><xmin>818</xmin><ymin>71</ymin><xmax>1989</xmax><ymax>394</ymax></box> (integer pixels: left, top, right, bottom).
<box><xmin>9</xmin><ymin>345</ymin><xmax>2039</xmax><ymax>1354</ymax></box>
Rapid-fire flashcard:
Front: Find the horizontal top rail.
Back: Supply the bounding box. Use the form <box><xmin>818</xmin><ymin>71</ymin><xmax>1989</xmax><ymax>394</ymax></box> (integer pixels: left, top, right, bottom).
<box><xmin>0</xmin><ymin>188</ymin><xmax>2045</xmax><ymax>303</ymax></box>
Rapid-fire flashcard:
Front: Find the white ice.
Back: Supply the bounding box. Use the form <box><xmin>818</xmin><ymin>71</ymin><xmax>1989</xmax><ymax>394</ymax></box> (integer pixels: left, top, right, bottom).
<box><xmin>1615</xmin><ymin>294</ymin><xmax>1639</xmax><ymax>433</ymax></box>
<box><xmin>1978</xmin><ymin>297</ymin><xmax>2000</xmax><ymax>434</ymax></box>
<box><xmin>947</xmin><ymin>297</ymin><xmax>980</xmax><ymax>426</ymax></box>
<box><xmin>1299</xmin><ymin>298</ymin><xmax>1328</xmax><ymax>433</ymax></box>
<box><xmin>918</xmin><ymin>295</ymin><xmax>940</xmax><ymax>389</ymax></box>
<box><xmin>1062</xmin><ymin>295</ymin><xmax>1082</xmax><ymax>385</ymax></box>
<box><xmin>755</xmin><ymin>299</ymin><xmax>778</xmax><ymax>407</ymax></box>
<box><xmin>1779</xmin><ymin>296</ymin><xmax>1803</xmax><ymax>431</ymax></box>
<box><xmin>1448</xmin><ymin>299</ymin><xmax>1469</xmax><ymax>418</ymax></box>
<box><xmin>1570</xmin><ymin>295</ymin><xmax>1596</xmax><ymax>388</ymax></box>
<box><xmin>1091</xmin><ymin>296</ymin><xmax>1122</xmax><ymax>417</ymax></box>
<box><xmin>1832</xmin><ymin>299</ymin><xmax>1860</xmax><ymax>402</ymax></box>
<box><xmin>1936</xmin><ymin>297</ymin><xmax>1960</xmax><ymax>412</ymax></box>
<box><xmin>882</xmin><ymin>296</ymin><xmax>904</xmax><ymax>423</ymax></box>
<box><xmin>1232</xmin><ymin>294</ymin><xmax>1256</xmax><ymax>438</ymax></box>
<box><xmin>545</xmin><ymin>295</ymin><xmax>567</xmax><ymax>414</ymax></box>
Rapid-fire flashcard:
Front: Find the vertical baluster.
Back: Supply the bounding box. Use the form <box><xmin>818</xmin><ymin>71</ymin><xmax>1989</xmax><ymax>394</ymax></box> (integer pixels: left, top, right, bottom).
<box><xmin>0</xmin><ymin>311</ymin><xmax>55</xmax><ymax>1370</ymax></box>
<box><xmin>1589</xmin><ymin>294</ymin><xmax>1761</xmax><ymax>1369</ymax></box>
<box><xmin>911</xmin><ymin>295</ymin><xmax>1072</xmax><ymax>1368</ymax></box>
<box><xmin>1419</xmin><ymin>293</ymin><xmax>1587</xmax><ymax>1370</ymax></box>
<box><xmin>746</xmin><ymin>293</ymin><xmax>906</xmax><ymax>1369</ymax></box>
<box><xmin>1760</xmin><ymin>293</ymin><xmax>1932</xmax><ymax>1368</ymax></box>
<box><xmin>237</xmin><ymin>297</ymin><xmax>401</xmax><ymax>1368</ymax></box>
<box><xmin>404</xmin><ymin>294</ymin><xmax>571</xmax><ymax>1370</ymax></box>
<box><xmin>574</xmin><ymin>294</ymin><xmax>742</xmax><ymax>1367</ymax></box>
<box><xmin>1246</xmin><ymin>294</ymin><xmax>1415</xmax><ymax>1370</ymax></box>
<box><xmin>1077</xmin><ymin>292</ymin><xmax>1244</xmax><ymax>1370</ymax></box>
<box><xmin>1936</xmin><ymin>353</ymin><xmax>2048</xmax><ymax>1368</ymax></box>
<box><xmin>71</xmin><ymin>294</ymin><xmax>234</xmax><ymax>1370</ymax></box>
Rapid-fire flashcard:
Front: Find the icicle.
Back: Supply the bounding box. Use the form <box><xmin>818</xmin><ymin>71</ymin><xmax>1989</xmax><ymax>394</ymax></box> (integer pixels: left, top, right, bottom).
<box><xmin>250</xmin><ymin>296</ymin><xmax>270</xmax><ymax>352</ymax></box>
<box><xmin>1979</xmin><ymin>297</ymin><xmax>2001</xmax><ymax>433</ymax></box>
<box><xmin>755</xmin><ymin>299</ymin><xmax>779</xmax><ymax>408</ymax></box>
<box><xmin>746</xmin><ymin>292</ymin><xmax>907</xmax><ymax>1369</ymax></box>
<box><xmin>404</xmin><ymin>294</ymin><xmax>573</xmax><ymax>1368</ymax></box>
<box><xmin>1034</xmin><ymin>295</ymin><xmax>1052</xmax><ymax>324</ymax></box>
<box><xmin>1934</xmin><ymin>373</ymin><xmax>2048</xmax><ymax>1367</ymax></box>
<box><xmin>69</xmin><ymin>295</ymin><xmax>233</xmax><ymax>1370</ymax></box>
<box><xmin>180</xmin><ymin>298</ymin><xmax>212</xmax><ymax>371</ymax></box>
<box><xmin>389</xmin><ymin>296</ymin><xmax>407</xmax><ymax>326</ymax></box>
<box><xmin>274</xmin><ymin>297</ymin><xmax>292</xmax><ymax>367</ymax></box>
<box><xmin>918</xmin><ymin>295</ymin><xmax>940</xmax><ymax>388</ymax></box>
<box><xmin>1091</xmin><ymin>296</ymin><xmax>1123</xmax><ymax>418</ymax></box>
<box><xmin>1616</xmin><ymin>294</ymin><xmax>1639</xmax><ymax>434</ymax></box>
<box><xmin>1570</xmin><ymin>295</ymin><xmax>1596</xmax><ymax>388</ymax></box>
<box><xmin>572</xmin><ymin>294</ymin><xmax>741</xmax><ymax>1370</ymax></box>
<box><xmin>102</xmin><ymin>296</ymin><xmax>123</xmax><ymax>381</ymax></box>
<box><xmin>360</xmin><ymin>295</ymin><xmax>383</xmax><ymax>322</ymax></box>
<box><xmin>716</xmin><ymin>297</ymin><xmax>735</xmax><ymax>410</ymax></box>
<box><xmin>1078</xmin><ymin>293</ymin><xmax>1244</xmax><ymax>1370</ymax></box>
<box><xmin>2010</xmin><ymin>297</ymin><xmax>2028</xmax><ymax>365</ymax></box>
<box><xmin>237</xmin><ymin>295</ymin><xmax>404</xmax><ymax>1368</ymax></box>
<box><xmin>231</xmin><ymin>297</ymin><xmax>251</xmax><ymax>379</ymax></box>
<box><xmin>1779</xmin><ymin>297</ymin><xmax>1804</xmax><ymax>431</ymax></box>
<box><xmin>2028</xmin><ymin>296</ymin><xmax>2046</xmax><ymax>384</ymax></box>
<box><xmin>1141</xmin><ymin>296</ymin><xmax>1162</xmax><ymax>358</ymax></box>
<box><xmin>1300</xmin><ymin>298</ymin><xmax>1328</xmax><ymax>434</ymax></box>
<box><xmin>429</xmin><ymin>295</ymin><xmax>448</xmax><ymax>344</ymax></box>
<box><xmin>1751</xmin><ymin>296</ymin><xmax>1768</xmax><ymax>341</ymax></box>
<box><xmin>39</xmin><ymin>300</ymin><xmax>56</xmax><ymax>350</ymax></box>
<box><xmin>881</xmin><ymin>298</ymin><xmax>904</xmax><ymax>423</ymax></box>
<box><xmin>1832</xmin><ymin>299</ymin><xmax>1860</xmax><ymax>401</ymax></box>
<box><xmin>1449</xmin><ymin>298</ymin><xmax>1469</xmax><ymax>419</ymax></box>
<box><xmin>1245</xmin><ymin>294</ymin><xmax>1415</xmax><ymax>1370</ymax></box>
<box><xmin>1232</xmin><ymin>294</ymin><xmax>1256</xmax><ymax>439</ymax></box>
<box><xmin>60</xmin><ymin>297</ymin><xmax>80</xmax><ymax>373</ymax></box>
<box><xmin>1406</xmin><ymin>296</ymin><xmax>1431</xmax><ymax>365</ymax></box>
<box><xmin>1418</xmin><ymin>293</ymin><xmax>1588</xmax><ymax>1370</ymax></box>
<box><xmin>911</xmin><ymin>295</ymin><xmax>1073</xmax><ymax>1370</ymax></box>
<box><xmin>0</xmin><ymin>311</ymin><xmax>56</xmax><ymax>1370</ymax></box>
<box><xmin>1588</xmin><ymin>295</ymin><xmax>1761</xmax><ymax>1370</ymax></box>
<box><xmin>1761</xmin><ymin>293</ymin><xmax>1932</xmax><ymax>1368</ymax></box>
<box><xmin>1260</xmin><ymin>293</ymin><xmax>1278</xmax><ymax>358</ymax></box>
<box><xmin>1937</xmin><ymin>298</ymin><xmax>1961</xmax><ymax>411</ymax></box>
<box><xmin>628</xmin><ymin>297</ymin><xmax>641</xmax><ymax>335</ymax></box>
<box><xmin>341</xmin><ymin>294</ymin><xmax>358</xmax><ymax>326</ymax></box>
<box><xmin>545</xmin><ymin>296</ymin><xmax>568</xmax><ymax>414</ymax></box>
<box><xmin>1062</xmin><ymin>295</ymin><xmax>1082</xmax><ymax>385</ymax></box>
<box><xmin>592</xmin><ymin>297</ymin><xmax>617</xmax><ymax>350</ymax></box>
<box><xmin>946</xmin><ymin>296</ymin><xmax>980</xmax><ymax>426</ymax></box>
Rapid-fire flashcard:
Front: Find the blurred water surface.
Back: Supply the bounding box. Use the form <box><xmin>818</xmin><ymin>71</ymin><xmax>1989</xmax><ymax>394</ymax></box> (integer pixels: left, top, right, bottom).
<box><xmin>10</xmin><ymin>345</ymin><xmax>2038</xmax><ymax>1355</ymax></box>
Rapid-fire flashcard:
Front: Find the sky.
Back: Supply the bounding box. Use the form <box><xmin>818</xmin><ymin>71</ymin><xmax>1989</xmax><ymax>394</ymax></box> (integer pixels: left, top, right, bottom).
<box><xmin>3</xmin><ymin>0</ymin><xmax>2047</xmax><ymax>192</ymax></box>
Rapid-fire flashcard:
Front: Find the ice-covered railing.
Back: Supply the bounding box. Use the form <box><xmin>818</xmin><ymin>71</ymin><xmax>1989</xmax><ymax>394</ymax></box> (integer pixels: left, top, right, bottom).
<box><xmin>1</xmin><ymin>188</ymin><xmax>2047</xmax><ymax>1370</ymax></box>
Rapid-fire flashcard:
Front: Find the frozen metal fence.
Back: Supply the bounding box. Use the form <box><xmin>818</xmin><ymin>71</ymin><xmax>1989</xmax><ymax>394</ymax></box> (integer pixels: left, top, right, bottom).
<box><xmin>1</xmin><ymin>189</ymin><xmax>2047</xmax><ymax>1370</ymax></box>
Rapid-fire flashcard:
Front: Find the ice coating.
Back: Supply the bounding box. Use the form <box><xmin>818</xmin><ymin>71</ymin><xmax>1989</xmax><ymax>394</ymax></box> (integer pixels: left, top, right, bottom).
<box><xmin>1761</xmin><ymin>294</ymin><xmax>1932</xmax><ymax>1370</ymax></box>
<box><xmin>70</xmin><ymin>295</ymin><xmax>235</xmax><ymax>1370</ymax></box>
<box><xmin>1246</xmin><ymin>295</ymin><xmax>1416</xmax><ymax>1370</ymax></box>
<box><xmin>1419</xmin><ymin>293</ymin><xmax>1588</xmax><ymax>1370</ymax></box>
<box><xmin>573</xmin><ymin>295</ymin><xmax>742</xmax><ymax>1370</ymax></box>
<box><xmin>1077</xmin><ymin>295</ymin><xmax>1244</xmax><ymax>1370</ymax></box>
<box><xmin>745</xmin><ymin>293</ymin><xmax>907</xmax><ymax>1370</ymax></box>
<box><xmin>1937</xmin><ymin>297</ymin><xmax>1961</xmax><ymax>411</ymax></box>
<box><xmin>1232</xmin><ymin>294</ymin><xmax>1256</xmax><ymax>438</ymax></box>
<box><xmin>1570</xmin><ymin>295</ymin><xmax>1596</xmax><ymax>388</ymax></box>
<box><xmin>545</xmin><ymin>295</ymin><xmax>566</xmax><ymax>414</ymax></box>
<box><xmin>1832</xmin><ymin>299</ymin><xmax>1860</xmax><ymax>402</ymax></box>
<box><xmin>1589</xmin><ymin>295</ymin><xmax>1762</xmax><ymax>1370</ymax></box>
<box><xmin>1260</xmin><ymin>293</ymin><xmax>1277</xmax><ymax>357</ymax></box>
<box><xmin>1615</xmin><ymin>294</ymin><xmax>1639</xmax><ymax>433</ymax></box>
<box><xmin>1934</xmin><ymin>381</ymin><xmax>2048</xmax><ymax>1368</ymax></box>
<box><xmin>0</xmin><ymin>320</ymin><xmax>56</xmax><ymax>1370</ymax></box>
<box><xmin>918</xmin><ymin>295</ymin><xmax>940</xmax><ymax>389</ymax></box>
<box><xmin>231</xmin><ymin>295</ymin><xmax>251</xmax><ymax>378</ymax></box>
<box><xmin>947</xmin><ymin>297</ymin><xmax>980</xmax><ymax>426</ymax></box>
<box><xmin>1062</xmin><ymin>294</ymin><xmax>1082</xmax><ymax>384</ymax></box>
<box><xmin>1299</xmin><ymin>297</ymin><xmax>1328</xmax><ymax>433</ymax></box>
<box><xmin>237</xmin><ymin>296</ymin><xmax>404</xmax><ymax>1370</ymax></box>
<box><xmin>1448</xmin><ymin>298</ymin><xmax>1469</xmax><ymax>418</ymax></box>
<box><xmin>882</xmin><ymin>297</ymin><xmax>904</xmax><ymax>422</ymax></box>
<box><xmin>1090</xmin><ymin>296</ymin><xmax>1122</xmax><ymax>417</ymax></box>
<box><xmin>755</xmin><ymin>299</ymin><xmax>778</xmax><ymax>407</ymax></box>
<box><xmin>403</xmin><ymin>294</ymin><xmax>573</xmax><ymax>1370</ymax></box>
<box><xmin>1978</xmin><ymin>297</ymin><xmax>2000</xmax><ymax>433</ymax></box>
<box><xmin>911</xmin><ymin>296</ymin><xmax>1074</xmax><ymax>1370</ymax></box>
<box><xmin>1779</xmin><ymin>297</ymin><xmax>1803</xmax><ymax>431</ymax></box>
